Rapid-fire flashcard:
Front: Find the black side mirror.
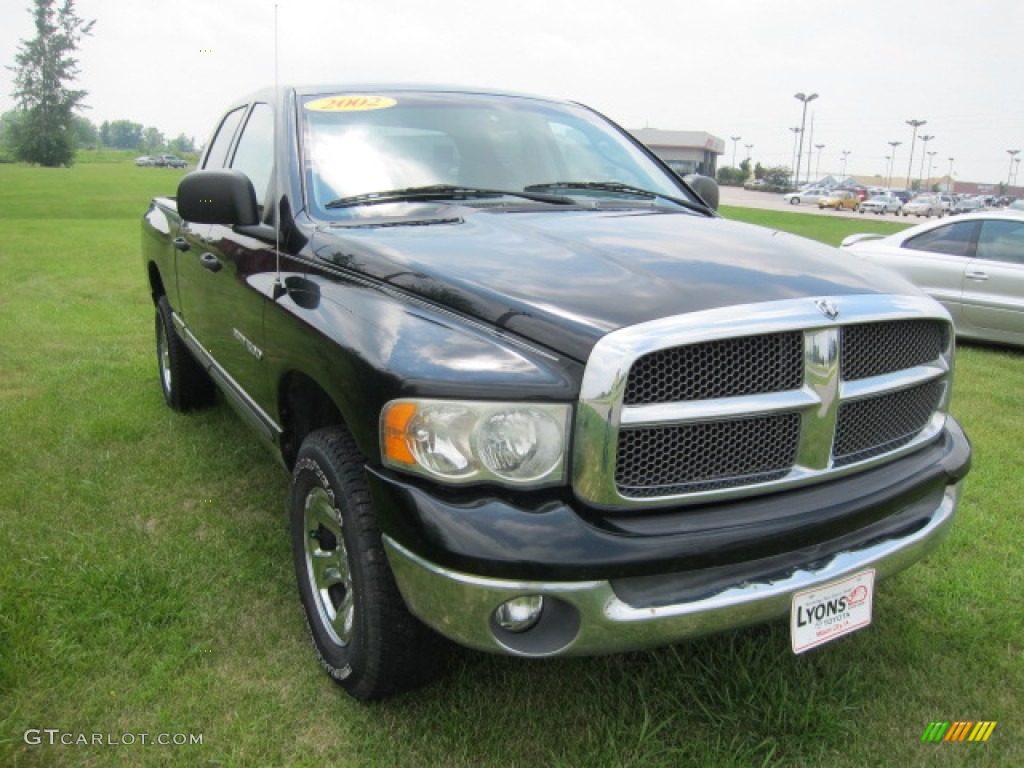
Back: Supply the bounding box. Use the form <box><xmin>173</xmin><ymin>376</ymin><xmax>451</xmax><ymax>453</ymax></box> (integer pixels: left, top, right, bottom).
<box><xmin>683</xmin><ymin>174</ymin><xmax>720</xmax><ymax>211</ymax></box>
<box><xmin>177</xmin><ymin>169</ymin><xmax>259</xmax><ymax>225</ymax></box>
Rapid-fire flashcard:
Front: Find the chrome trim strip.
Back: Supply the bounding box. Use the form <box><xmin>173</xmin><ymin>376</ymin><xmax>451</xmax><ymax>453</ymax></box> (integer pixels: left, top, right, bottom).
<box><xmin>840</xmin><ymin>362</ymin><xmax>948</xmax><ymax>401</ymax></box>
<box><xmin>172</xmin><ymin>312</ymin><xmax>283</xmax><ymax>436</ymax></box>
<box><xmin>384</xmin><ymin>483</ymin><xmax>959</xmax><ymax>657</ymax></box>
<box><xmin>573</xmin><ymin>295</ymin><xmax>955</xmax><ymax>509</ymax></box>
<box><xmin>620</xmin><ymin>389</ymin><xmax>820</xmax><ymax>427</ymax></box>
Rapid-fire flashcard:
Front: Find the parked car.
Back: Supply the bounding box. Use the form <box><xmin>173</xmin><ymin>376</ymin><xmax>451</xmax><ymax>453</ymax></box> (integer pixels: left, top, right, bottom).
<box><xmin>859</xmin><ymin>195</ymin><xmax>903</xmax><ymax>215</ymax></box>
<box><xmin>938</xmin><ymin>194</ymin><xmax>954</xmax><ymax>214</ymax></box>
<box><xmin>891</xmin><ymin>189</ymin><xmax>913</xmax><ymax>204</ymax></box>
<box><xmin>902</xmin><ymin>195</ymin><xmax>944</xmax><ymax>218</ymax></box>
<box><xmin>818</xmin><ymin>190</ymin><xmax>860</xmax><ymax>211</ymax></box>
<box><xmin>841</xmin><ymin>211</ymin><xmax>1024</xmax><ymax>347</ymax></box>
<box><xmin>159</xmin><ymin>154</ymin><xmax>188</xmax><ymax>168</ymax></box>
<box><xmin>782</xmin><ymin>187</ymin><xmax>829</xmax><ymax>205</ymax></box>
<box><xmin>134</xmin><ymin>155</ymin><xmax>159</xmax><ymax>167</ymax></box>
<box><xmin>951</xmin><ymin>198</ymin><xmax>985</xmax><ymax>215</ymax></box>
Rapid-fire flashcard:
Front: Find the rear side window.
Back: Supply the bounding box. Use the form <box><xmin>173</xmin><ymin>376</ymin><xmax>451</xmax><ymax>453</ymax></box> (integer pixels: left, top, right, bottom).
<box><xmin>976</xmin><ymin>219</ymin><xmax>1024</xmax><ymax>264</ymax></box>
<box><xmin>903</xmin><ymin>220</ymin><xmax>978</xmax><ymax>258</ymax></box>
<box><xmin>203</xmin><ymin>107</ymin><xmax>246</xmax><ymax>170</ymax></box>
<box><xmin>230</xmin><ymin>103</ymin><xmax>275</xmax><ymax>203</ymax></box>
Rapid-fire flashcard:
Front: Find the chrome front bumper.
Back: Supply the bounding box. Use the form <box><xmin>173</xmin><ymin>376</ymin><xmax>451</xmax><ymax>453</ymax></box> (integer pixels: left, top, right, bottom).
<box><xmin>384</xmin><ymin>483</ymin><xmax>960</xmax><ymax>657</ymax></box>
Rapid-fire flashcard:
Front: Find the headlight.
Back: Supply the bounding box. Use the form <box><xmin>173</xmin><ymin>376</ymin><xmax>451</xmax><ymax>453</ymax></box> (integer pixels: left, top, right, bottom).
<box><xmin>381</xmin><ymin>399</ymin><xmax>570</xmax><ymax>487</ymax></box>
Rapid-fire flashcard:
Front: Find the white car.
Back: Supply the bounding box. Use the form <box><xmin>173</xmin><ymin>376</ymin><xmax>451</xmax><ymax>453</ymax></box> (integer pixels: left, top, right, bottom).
<box><xmin>902</xmin><ymin>195</ymin><xmax>944</xmax><ymax>218</ymax></box>
<box><xmin>840</xmin><ymin>211</ymin><xmax>1024</xmax><ymax>347</ymax></box>
<box><xmin>859</xmin><ymin>195</ymin><xmax>903</xmax><ymax>215</ymax></box>
<box><xmin>782</xmin><ymin>187</ymin><xmax>829</xmax><ymax>205</ymax></box>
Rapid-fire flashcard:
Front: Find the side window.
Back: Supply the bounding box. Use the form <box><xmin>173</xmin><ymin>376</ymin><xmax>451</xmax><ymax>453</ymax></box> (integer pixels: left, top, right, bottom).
<box><xmin>976</xmin><ymin>219</ymin><xmax>1024</xmax><ymax>264</ymax></box>
<box><xmin>230</xmin><ymin>103</ymin><xmax>275</xmax><ymax>204</ymax></box>
<box><xmin>903</xmin><ymin>221</ymin><xmax>978</xmax><ymax>258</ymax></box>
<box><xmin>203</xmin><ymin>107</ymin><xmax>246</xmax><ymax>170</ymax></box>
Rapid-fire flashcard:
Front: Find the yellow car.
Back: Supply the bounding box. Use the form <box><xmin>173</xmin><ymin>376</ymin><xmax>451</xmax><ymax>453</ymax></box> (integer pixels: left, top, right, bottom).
<box><xmin>818</xmin><ymin>190</ymin><xmax>860</xmax><ymax>211</ymax></box>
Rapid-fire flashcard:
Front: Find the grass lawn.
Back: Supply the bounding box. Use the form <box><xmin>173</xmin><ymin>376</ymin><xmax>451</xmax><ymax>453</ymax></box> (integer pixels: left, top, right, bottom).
<box><xmin>0</xmin><ymin>163</ymin><xmax>1021</xmax><ymax>767</ymax></box>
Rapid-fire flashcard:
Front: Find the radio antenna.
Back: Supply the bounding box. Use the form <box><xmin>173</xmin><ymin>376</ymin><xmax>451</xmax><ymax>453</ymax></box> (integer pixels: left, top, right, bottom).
<box><xmin>272</xmin><ymin>2</ymin><xmax>284</xmax><ymax>299</ymax></box>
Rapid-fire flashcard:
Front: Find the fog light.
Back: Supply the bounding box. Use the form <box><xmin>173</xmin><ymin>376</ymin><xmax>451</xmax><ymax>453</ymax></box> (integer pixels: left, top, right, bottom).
<box><xmin>494</xmin><ymin>595</ymin><xmax>544</xmax><ymax>633</ymax></box>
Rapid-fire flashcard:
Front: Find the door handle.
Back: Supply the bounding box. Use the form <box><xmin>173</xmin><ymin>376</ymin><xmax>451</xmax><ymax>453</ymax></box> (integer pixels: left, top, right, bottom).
<box><xmin>199</xmin><ymin>252</ymin><xmax>223</xmax><ymax>273</ymax></box>
<box><xmin>173</xmin><ymin>237</ymin><xmax>191</xmax><ymax>252</ymax></box>
<box><xmin>965</xmin><ymin>271</ymin><xmax>989</xmax><ymax>282</ymax></box>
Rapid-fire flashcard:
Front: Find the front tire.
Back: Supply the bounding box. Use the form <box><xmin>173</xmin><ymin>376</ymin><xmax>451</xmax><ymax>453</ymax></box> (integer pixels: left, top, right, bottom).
<box><xmin>155</xmin><ymin>296</ymin><xmax>214</xmax><ymax>411</ymax></box>
<box><xmin>289</xmin><ymin>426</ymin><xmax>449</xmax><ymax>700</ymax></box>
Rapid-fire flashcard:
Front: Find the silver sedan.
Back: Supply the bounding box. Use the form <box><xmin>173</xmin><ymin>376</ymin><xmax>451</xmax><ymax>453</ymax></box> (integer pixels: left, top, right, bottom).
<box><xmin>840</xmin><ymin>211</ymin><xmax>1024</xmax><ymax>347</ymax></box>
<box><xmin>859</xmin><ymin>195</ymin><xmax>903</xmax><ymax>215</ymax></box>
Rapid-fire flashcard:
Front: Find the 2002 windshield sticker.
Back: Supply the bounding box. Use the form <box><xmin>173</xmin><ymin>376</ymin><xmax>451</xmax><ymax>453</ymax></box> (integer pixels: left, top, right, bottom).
<box><xmin>305</xmin><ymin>95</ymin><xmax>397</xmax><ymax>112</ymax></box>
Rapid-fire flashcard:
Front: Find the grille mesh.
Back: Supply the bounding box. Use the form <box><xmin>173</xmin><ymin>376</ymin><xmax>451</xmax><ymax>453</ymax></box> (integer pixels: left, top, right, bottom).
<box><xmin>615</xmin><ymin>414</ymin><xmax>801</xmax><ymax>496</ymax></box>
<box><xmin>841</xmin><ymin>320</ymin><xmax>947</xmax><ymax>381</ymax></box>
<box><xmin>833</xmin><ymin>380</ymin><xmax>945</xmax><ymax>466</ymax></box>
<box><xmin>623</xmin><ymin>332</ymin><xmax>804</xmax><ymax>405</ymax></box>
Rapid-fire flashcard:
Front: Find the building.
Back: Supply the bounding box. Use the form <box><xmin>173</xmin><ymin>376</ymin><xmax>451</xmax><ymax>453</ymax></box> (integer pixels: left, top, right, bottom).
<box><xmin>629</xmin><ymin>128</ymin><xmax>725</xmax><ymax>178</ymax></box>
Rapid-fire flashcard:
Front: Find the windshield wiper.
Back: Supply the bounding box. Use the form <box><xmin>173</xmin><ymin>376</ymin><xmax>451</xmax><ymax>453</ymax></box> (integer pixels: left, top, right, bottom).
<box><xmin>524</xmin><ymin>181</ymin><xmax>710</xmax><ymax>214</ymax></box>
<box><xmin>325</xmin><ymin>184</ymin><xmax>574</xmax><ymax>209</ymax></box>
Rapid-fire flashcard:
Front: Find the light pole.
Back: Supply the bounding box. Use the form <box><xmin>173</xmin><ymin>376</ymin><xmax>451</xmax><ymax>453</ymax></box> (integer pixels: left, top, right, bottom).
<box><xmin>793</xmin><ymin>92</ymin><xmax>819</xmax><ymax>188</ymax></box>
<box><xmin>840</xmin><ymin>149</ymin><xmax>851</xmax><ymax>180</ymax></box>
<box><xmin>731</xmin><ymin>136</ymin><xmax>741</xmax><ymax>168</ymax></box>
<box><xmin>1007</xmin><ymin>150</ymin><xmax>1020</xmax><ymax>187</ymax></box>
<box><xmin>744</xmin><ymin>143</ymin><xmax>754</xmax><ymax>163</ymax></box>
<box><xmin>887</xmin><ymin>141</ymin><xmax>901</xmax><ymax>189</ymax></box>
<box><xmin>789</xmin><ymin>126</ymin><xmax>801</xmax><ymax>187</ymax></box>
<box><xmin>926</xmin><ymin>151</ymin><xmax>937</xmax><ymax>189</ymax></box>
<box><xmin>814</xmin><ymin>144</ymin><xmax>825</xmax><ymax>183</ymax></box>
<box><xmin>917</xmin><ymin>135</ymin><xmax>934</xmax><ymax>188</ymax></box>
<box><xmin>905</xmin><ymin>119</ymin><xmax>926</xmax><ymax>189</ymax></box>
<box><xmin>947</xmin><ymin>157</ymin><xmax>955</xmax><ymax>193</ymax></box>
<box><xmin>1014</xmin><ymin>158</ymin><xmax>1021</xmax><ymax>189</ymax></box>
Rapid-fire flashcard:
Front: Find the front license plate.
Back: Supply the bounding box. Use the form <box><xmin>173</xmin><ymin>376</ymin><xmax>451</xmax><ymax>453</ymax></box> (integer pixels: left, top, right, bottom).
<box><xmin>791</xmin><ymin>569</ymin><xmax>875</xmax><ymax>654</ymax></box>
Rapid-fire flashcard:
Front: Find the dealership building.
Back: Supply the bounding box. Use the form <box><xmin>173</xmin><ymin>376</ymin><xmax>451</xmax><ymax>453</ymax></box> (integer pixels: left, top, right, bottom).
<box><xmin>629</xmin><ymin>128</ymin><xmax>725</xmax><ymax>178</ymax></box>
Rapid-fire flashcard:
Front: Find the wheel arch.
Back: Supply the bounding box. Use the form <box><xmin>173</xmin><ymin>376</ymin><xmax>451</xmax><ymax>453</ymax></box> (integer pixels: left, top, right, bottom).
<box><xmin>277</xmin><ymin>370</ymin><xmax>347</xmax><ymax>469</ymax></box>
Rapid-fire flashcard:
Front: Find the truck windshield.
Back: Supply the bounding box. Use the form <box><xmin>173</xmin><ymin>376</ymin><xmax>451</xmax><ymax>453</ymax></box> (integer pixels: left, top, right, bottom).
<box><xmin>301</xmin><ymin>91</ymin><xmax>700</xmax><ymax>216</ymax></box>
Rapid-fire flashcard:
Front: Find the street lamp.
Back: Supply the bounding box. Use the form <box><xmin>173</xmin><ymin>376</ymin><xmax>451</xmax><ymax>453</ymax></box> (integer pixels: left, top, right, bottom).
<box><xmin>1007</xmin><ymin>149</ymin><xmax>1020</xmax><ymax>187</ymax></box>
<box><xmin>789</xmin><ymin>126</ymin><xmax>801</xmax><ymax>187</ymax></box>
<box><xmin>887</xmin><ymin>141</ymin><xmax>902</xmax><ymax>189</ymax></box>
<box><xmin>905</xmin><ymin>119</ymin><xmax>926</xmax><ymax>188</ymax></box>
<box><xmin>917</xmin><ymin>135</ymin><xmax>934</xmax><ymax>188</ymax></box>
<box><xmin>926</xmin><ymin>151</ymin><xmax>937</xmax><ymax>188</ymax></box>
<box><xmin>840</xmin><ymin>149</ymin><xmax>851</xmax><ymax>180</ymax></box>
<box><xmin>744</xmin><ymin>143</ymin><xmax>754</xmax><ymax>162</ymax></box>
<box><xmin>814</xmin><ymin>144</ymin><xmax>825</xmax><ymax>183</ymax></box>
<box><xmin>731</xmin><ymin>136</ymin><xmax>741</xmax><ymax>168</ymax></box>
<box><xmin>793</xmin><ymin>92</ymin><xmax>819</xmax><ymax>188</ymax></box>
<box><xmin>1014</xmin><ymin>157</ymin><xmax>1021</xmax><ymax>189</ymax></box>
<box><xmin>947</xmin><ymin>157</ymin><xmax>955</xmax><ymax>193</ymax></box>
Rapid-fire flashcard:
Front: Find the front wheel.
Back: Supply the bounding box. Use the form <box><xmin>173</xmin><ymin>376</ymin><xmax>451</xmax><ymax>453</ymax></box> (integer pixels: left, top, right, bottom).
<box><xmin>290</xmin><ymin>426</ymin><xmax>449</xmax><ymax>700</ymax></box>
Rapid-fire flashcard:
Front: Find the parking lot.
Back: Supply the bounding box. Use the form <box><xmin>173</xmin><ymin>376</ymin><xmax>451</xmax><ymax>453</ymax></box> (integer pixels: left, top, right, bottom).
<box><xmin>719</xmin><ymin>186</ymin><xmax>901</xmax><ymax>217</ymax></box>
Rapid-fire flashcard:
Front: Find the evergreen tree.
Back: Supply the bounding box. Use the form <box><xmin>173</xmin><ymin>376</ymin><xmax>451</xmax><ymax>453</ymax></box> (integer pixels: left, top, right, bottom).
<box><xmin>8</xmin><ymin>0</ymin><xmax>94</xmax><ymax>166</ymax></box>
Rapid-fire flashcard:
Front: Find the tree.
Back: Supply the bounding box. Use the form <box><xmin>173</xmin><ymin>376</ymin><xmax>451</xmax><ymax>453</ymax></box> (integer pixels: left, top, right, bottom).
<box><xmin>103</xmin><ymin>119</ymin><xmax>143</xmax><ymax>149</ymax></box>
<box><xmin>142</xmin><ymin>126</ymin><xmax>165</xmax><ymax>153</ymax></box>
<box><xmin>168</xmin><ymin>133</ymin><xmax>195</xmax><ymax>154</ymax></box>
<box><xmin>8</xmin><ymin>0</ymin><xmax>94</xmax><ymax>166</ymax></box>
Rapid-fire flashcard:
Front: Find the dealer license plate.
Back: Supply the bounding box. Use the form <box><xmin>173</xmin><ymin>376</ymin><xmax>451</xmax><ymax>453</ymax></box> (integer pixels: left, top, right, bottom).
<box><xmin>790</xmin><ymin>569</ymin><xmax>875</xmax><ymax>654</ymax></box>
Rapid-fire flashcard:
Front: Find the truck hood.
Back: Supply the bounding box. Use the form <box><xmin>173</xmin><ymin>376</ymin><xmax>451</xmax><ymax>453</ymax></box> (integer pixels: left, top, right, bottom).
<box><xmin>311</xmin><ymin>205</ymin><xmax>917</xmax><ymax>362</ymax></box>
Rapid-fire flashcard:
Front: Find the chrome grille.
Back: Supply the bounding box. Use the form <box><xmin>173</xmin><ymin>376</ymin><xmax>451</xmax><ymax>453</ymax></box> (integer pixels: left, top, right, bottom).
<box><xmin>841</xmin><ymin>320</ymin><xmax>948</xmax><ymax>380</ymax></box>
<box><xmin>616</xmin><ymin>414</ymin><xmax>801</xmax><ymax>496</ymax></box>
<box><xmin>624</xmin><ymin>333</ymin><xmax>804</xmax><ymax>404</ymax></box>
<box><xmin>573</xmin><ymin>296</ymin><xmax>954</xmax><ymax>509</ymax></box>
<box><xmin>834</xmin><ymin>380</ymin><xmax>945</xmax><ymax>466</ymax></box>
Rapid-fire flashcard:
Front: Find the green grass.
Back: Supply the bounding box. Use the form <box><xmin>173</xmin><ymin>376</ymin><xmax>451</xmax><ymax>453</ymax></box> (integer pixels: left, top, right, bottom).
<box><xmin>0</xmin><ymin>163</ymin><xmax>1021</xmax><ymax>767</ymax></box>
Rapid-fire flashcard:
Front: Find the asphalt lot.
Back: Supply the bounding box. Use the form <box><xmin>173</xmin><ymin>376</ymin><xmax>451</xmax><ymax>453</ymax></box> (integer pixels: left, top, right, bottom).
<box><xmin>718</xmin><ymin>186</ymin><xmax>907</xmax><ymax>219</ymax></box>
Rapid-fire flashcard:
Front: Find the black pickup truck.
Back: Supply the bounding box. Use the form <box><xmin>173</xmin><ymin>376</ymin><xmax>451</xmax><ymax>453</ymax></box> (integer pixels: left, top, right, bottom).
<box><xmin>142</xmin><ymin>85</ymin><xmax>971</xmax><ymax>700</ymax></box>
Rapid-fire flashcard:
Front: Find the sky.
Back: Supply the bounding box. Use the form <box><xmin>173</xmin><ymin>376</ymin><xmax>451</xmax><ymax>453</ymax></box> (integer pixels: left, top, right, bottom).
<box><xmin>1</xmin><ymin>0</ymin><xmax>1022</xmax><ymax>186</ymax></box>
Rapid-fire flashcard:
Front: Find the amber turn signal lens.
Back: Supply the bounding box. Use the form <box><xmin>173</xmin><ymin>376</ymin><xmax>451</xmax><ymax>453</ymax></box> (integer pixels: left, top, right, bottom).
<box><xmin>382</xmin><ymin>402</ymin><xmax>418</xmax><ymax>465</ymax></box>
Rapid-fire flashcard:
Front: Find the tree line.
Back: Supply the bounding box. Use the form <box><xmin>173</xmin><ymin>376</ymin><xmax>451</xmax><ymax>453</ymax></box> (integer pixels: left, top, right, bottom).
<box><xmin>3</xmin><ymin>0</ymin><xmax>196</xmax><ymax>164</ymax></box>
